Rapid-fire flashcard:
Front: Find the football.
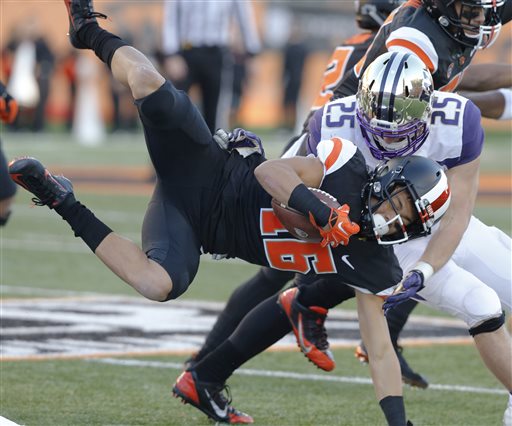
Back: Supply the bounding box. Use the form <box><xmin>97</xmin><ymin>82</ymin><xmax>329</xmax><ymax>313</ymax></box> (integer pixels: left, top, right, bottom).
<box><xmin>271</xmin><ymin>188</ymin><xmax>341</xmax><ymax>242</ymax></box>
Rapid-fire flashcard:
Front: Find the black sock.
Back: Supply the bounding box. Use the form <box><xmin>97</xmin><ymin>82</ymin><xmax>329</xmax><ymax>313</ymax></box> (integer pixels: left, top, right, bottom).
<box><xmin>193</xmin><ymin>340</ymin><xmax>245</xmax><ymax>384</ymax></box>
<box><xmin>193</xmin><ymin>295</ymin><xmax>291</xmax><ymax>384</ymax></box>
<box><xmin>77</xmin><ymin>23</ymin><xmax>128</xmax><ymax>67</ymax></box>
<box><xmin>195</xmin><ymin>268</ymin><xmax>292</xmax><ymax>363</ymax></box>
<box><xmin>56</xmin><ymin>196</ymin><xmax>112</xmax><ymax>252</ymax></box>
<box><xmin>379</xmin><ymin>396</ymin><xmax>406</xmax><ymax>426</ymax></box>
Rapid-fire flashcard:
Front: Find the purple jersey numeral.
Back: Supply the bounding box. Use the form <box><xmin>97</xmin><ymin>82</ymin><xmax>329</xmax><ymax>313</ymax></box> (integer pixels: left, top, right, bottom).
<box><xmin>325</xmin><ymin>101</ymin><xmax>356</xmax><ymax>128</ymax></box>
<box><xmin>431</xmin><ymin>97</ymin><xmax>462</xmax><ymax>126</ymax></box>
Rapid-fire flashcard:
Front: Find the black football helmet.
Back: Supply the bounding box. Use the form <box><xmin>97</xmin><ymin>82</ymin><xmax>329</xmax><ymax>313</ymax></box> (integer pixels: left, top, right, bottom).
<box><xmin>356</xmin><ymin>0</ymin><xmax>406</xmax><ymax>30</ymax></box>
<box><xmin>422</xmin><ymin>0</ymin><xmax>504</xmax><ymax>49</ymax></box>
<box><xmin>360</xmin><ymin>156</ymin><xmax>451</xmax><ymax>245</ymax></box>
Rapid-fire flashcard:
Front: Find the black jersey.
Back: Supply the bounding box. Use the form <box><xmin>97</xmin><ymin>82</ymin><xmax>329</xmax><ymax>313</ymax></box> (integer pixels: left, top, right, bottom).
<box><xmin>206</xmin><ymin>138</ymin><xmax>402</xmax><ymax>295</ymax></box>
<box><xmin>137</xmin><ymin>81</ymin><xmax>400</xmax><ymax>298</ymax></box>
<box><xmin>334</xmin><ymin>0</ymin><xmax>512</xmax><ymax>97</ymax></box>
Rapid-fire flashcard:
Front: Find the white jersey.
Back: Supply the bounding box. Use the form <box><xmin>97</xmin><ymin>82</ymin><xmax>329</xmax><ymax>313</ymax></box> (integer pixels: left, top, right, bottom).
<box><xmin>295</xmin><ymin>91</ymin><xmax>511</xmax><ymax>326</ymax></box>
<box><xmin>307</xmin><ymin>91</ymin><xmax>483</xmax><ymax>171</ymax></box>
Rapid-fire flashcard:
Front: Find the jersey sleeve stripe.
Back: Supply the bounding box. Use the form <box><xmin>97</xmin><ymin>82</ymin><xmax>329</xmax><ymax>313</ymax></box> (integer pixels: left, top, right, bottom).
<box><xmin>317</xmin><ymin>137</ymin><xmax>358</xmax><ymax>176</ymax></box>
<box><xmin>439</xmin><ymin>72</ymin><xmax>463</xmax><ymax>92</ymax></box>
<box><xmin>324</xmin><ymin>137</ymin><xmax>343</xmax><ymax>171</ymax></box>
<box><xmin>386</xmin><ymin>39</ymin><xmax>435</xmax><ymax>71</ymax></box>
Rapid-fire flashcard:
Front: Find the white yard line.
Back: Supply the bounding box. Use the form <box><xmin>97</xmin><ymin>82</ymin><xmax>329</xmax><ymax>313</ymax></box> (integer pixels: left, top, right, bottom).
<box><xmin>0</xmin><ymin>416</ymin><xmax>22</xmax><ymax>426</ymax></box>
<box><xmin>91</xmin><ymin>357</ymin><xmax>507</xmax><ymax>395</ymax></box>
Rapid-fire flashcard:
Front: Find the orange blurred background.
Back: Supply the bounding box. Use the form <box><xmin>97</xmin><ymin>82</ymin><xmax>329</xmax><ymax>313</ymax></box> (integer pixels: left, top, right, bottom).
<box><xmin>1</xmin><ymin>1</ymin><xmax>511</xmax><ymax>131</ymax></box>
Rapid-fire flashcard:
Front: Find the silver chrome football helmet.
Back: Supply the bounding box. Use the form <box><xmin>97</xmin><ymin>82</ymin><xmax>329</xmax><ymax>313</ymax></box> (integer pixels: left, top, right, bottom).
<box><xmin>356</xmin><ymin>52</ymin><xmax>434</xmax><ymax>160</ymax></box>
<box><xmin>360</xmin><ymin>155</ymin><xmax>451</xmax><ymax>245</ymax></box>
<box><xmin>423</xmin><ymin>0</ymin><xmax>504</xmax><ymax>49</ymax></box>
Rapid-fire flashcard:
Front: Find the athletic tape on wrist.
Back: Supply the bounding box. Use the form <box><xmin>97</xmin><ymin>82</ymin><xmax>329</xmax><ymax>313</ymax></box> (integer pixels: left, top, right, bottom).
<box><xmin>413</xmin><ymin>261</ymin><xmax>434</xmax><ymax>282</ymax></box>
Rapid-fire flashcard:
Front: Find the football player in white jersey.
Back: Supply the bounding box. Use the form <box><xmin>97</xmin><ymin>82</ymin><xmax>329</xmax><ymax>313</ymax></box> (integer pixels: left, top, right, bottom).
<box><xmin>293</xmin><ymin>51</ymin><xmax>511</xmax><ymax>425</ymax></box>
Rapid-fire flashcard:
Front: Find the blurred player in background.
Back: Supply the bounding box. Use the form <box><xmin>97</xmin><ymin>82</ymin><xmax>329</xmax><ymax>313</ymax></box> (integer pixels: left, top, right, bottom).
<box><xmin>161</xmin><ymin>0</ymin><xmax>261</xmax><ymax>133</ymax></box>
<box><xmin>335</xmin><ymin>1</ymin><xmax>512</xmax><ymax>112</ymax></box>
<box><xmin>0</xmin><ymin>81</ymin><xmax>18</xmax><ymax>226</ymax></box>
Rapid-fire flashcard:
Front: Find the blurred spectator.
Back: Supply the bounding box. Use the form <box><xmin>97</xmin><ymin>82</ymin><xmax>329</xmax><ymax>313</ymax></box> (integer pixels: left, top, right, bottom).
<box><xmin>161</xmin><ymin>0</ymin><xmax>261</xmax><ymax>133</ymax></box>
<box><xmin>59</xmin><ymin>50</ymin><xmax>78</xmax><ymax>131</ymax></box>
<box><xmin>4</xmin><ymin>19</ymin><xmax>54</xmax><ymax>132</ymax></box>
<box><xmin>281</xmin><ymin>21</ymin><xmax>309</xmax><ymax>131</ymax></box>
<box><xmin>0</xmin><ymin>81</ymin><xmax>18</xmax><ymax>226</ymax></box>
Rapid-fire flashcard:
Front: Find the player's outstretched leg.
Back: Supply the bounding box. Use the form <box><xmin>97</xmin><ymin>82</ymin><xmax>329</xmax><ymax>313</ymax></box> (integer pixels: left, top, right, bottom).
<box><xmin>63</xmin><ymin>0</ymin><xmax>164</xmax><ymax>100</ymax></box>
<box><xmin>278</xmin><ymin>287</ymin><xmax>335</xmax><ymax>371</ymax></box>
<box><xmin>9</xmin><ymin>157</ymin><xmax>173</xmax><ymax>301</ymax></box>
<box><xmin>173</xmin><ymin>370</ymin><xmax>253</xmax><ymax>424</ymax></box>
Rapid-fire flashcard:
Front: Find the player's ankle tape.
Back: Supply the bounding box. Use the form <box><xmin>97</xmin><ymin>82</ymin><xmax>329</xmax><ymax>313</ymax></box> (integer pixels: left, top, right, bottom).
<box><xmin>79</xmin><ymin>24</ymin><xmax>128</xmax><ymax>68</ymax></box>
<box><xmin>60</xmin><ymin>201</ymin><xmax>113</xmax><ymax>252</ymax></box>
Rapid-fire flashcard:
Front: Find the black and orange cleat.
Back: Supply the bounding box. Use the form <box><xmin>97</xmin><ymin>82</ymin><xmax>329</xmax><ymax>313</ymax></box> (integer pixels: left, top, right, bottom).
<box><xmin>172</xmin><ymin>370</ymin><xmax>253</xmax><ymax>424</ymax></box>
<box><xmin>63</xmin><ymin>0</ymin><xmax>107</xmax><ymax>48</ymax></box>
<box><xmin>9</xmin><ymin>157</ymin><xmax>74</xmax><ymax>209</ymax></box>
<box><xmin>278</xmin><ymin>287</ymin><xmax>335</xmax><ymax>372</ymax></box>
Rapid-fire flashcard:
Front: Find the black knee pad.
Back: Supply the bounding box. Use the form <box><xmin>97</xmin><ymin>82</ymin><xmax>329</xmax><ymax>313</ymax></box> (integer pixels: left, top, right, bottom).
<box><xmin>468</xmin><ymin>312</ymin><xmax>505</xmax><ymax>336</ymax></box>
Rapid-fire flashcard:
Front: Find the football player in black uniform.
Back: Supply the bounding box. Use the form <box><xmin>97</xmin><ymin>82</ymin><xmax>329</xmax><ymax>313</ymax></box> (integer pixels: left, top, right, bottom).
<box><xmin>188</xmin><ymin>0</ymin><xmax>430</xmax><ymax>390</ymax></box>
<box><xmin>8</xmin><ymin>2</ymin><xmax>451</xmax><ymax>425</ymax></box>
<box><xmin>0</xmin><ymin>82</ymin><xmax>18</xmax><ymax>227</ymax></box>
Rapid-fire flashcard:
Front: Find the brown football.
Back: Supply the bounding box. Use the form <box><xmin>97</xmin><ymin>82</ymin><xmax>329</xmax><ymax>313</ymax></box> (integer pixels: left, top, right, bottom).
<box><xmin>271</xmin><ymin>188</ymin><xmax>341</xmax><ymax>242</ymax></box>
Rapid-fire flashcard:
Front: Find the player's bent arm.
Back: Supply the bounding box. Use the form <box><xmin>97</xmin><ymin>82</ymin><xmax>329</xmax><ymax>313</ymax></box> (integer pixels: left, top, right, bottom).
<box><xmin>356</xmin><ymin>290</ymin><xmax>402</xmax><ymax>400</ymax></box>
<box><xmin>110</xmin><ymin>46</ymin><xmax>166</xmax><ymax>100</ymax></box>
<box><xmin>254</xmin><ymin>156</ymin><xmax>323</xmax><ymax>205</ymax></box>
<box><xmin>459</xmin><ymin>90</ymin><xmax>507</xmax><ymax>120</ymax></box>
<box><xmin>418</xmin><ymin>158</ymin><xmax>480</xmax><ymax>272</ymax></box>
<box><xmin>458</xmin><ymin>64</ymin><xmax>512</xmax><ymax>92</ymax></box>
<box><xmin>95</xmin><ymin>233</ymin><xmax>173</xmax><ymax>301</ymax></box>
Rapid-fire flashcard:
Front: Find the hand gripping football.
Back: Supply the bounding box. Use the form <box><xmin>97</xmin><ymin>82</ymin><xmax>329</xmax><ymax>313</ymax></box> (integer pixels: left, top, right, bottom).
<box><xmin>271</xmin><ymin>188</ymin><xmax>341</xmax><ymax>242</ymax></box>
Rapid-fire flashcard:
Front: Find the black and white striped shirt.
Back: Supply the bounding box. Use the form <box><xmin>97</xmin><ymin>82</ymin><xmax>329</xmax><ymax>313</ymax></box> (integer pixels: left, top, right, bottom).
<box><xmin>162</xmin><ymin>0</ymin><xmax>261</xmax><ymax>55</ymax></box>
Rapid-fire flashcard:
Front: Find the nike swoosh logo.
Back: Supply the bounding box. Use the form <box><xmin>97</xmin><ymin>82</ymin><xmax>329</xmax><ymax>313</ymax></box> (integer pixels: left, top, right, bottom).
<box><xmin>341</xmin><ymin>255</ymin><xmax>355</xmax><ymax>270</ymax></box>
<box><xmin>297</xmin><ymin>313</ymin><xmax>312</xmax><ymax>354</ymax></box>
<box><xmin>204</xmin><ymin>389</ymin><xmax>228</xmax><ymax>419</ymax></box>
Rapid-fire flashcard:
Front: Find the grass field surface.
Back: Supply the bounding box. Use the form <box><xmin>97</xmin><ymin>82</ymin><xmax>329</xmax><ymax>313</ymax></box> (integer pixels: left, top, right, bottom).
<box><xmin>1</xmin><ymin>130</ymin><xmax>510</xmax><ymax>425</ymax></box>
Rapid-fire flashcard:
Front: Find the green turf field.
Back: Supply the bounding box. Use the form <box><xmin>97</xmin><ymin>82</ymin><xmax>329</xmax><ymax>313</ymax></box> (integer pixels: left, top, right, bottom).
<box><xmin>0</xmin><ymin>130</ymin><xmax>510</xmax><ymax>425</ymax></box>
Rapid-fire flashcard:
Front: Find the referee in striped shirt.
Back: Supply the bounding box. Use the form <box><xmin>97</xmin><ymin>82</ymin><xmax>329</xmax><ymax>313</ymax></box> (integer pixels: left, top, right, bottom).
<box><xmin>162</xmin><ymin>0</ymin><xmax>261</xmax><ymax>133</ymax></box>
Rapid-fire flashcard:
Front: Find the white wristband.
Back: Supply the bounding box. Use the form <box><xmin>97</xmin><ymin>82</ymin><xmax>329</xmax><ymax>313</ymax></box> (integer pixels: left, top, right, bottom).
<box><xmin>498</xmin><ymin>88</ymin><xmax>512</xmax><ymax>120</ymax></box>
<box><xmin>412</xmin><ymin>261</ymin><xmax>434</xmax><ymax>282</ymax></box>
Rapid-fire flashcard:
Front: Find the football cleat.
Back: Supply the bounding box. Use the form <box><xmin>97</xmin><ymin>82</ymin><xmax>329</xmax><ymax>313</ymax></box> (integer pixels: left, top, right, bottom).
<box><xmin>355</xmin><ymin>342</ymin><xmax>429</xmax><ymax>389</ymax></box>
<box><xmin>63</xmin><ymin>0</ymin><xmax>107</xmax><ymax>49</ymax></box>
<box><xmin>9</xmin><ymin>157</ymin><xmax>73</xmax><ymax>209</ymax></box>
<box><xmin>172</xmin><ymin>370</ymin><xmax>253</xmax><ymax>424</ymax></box>
<box><xmin>278</xmin><ymin>287</ymin><xmax>335</xmax><ymax>372</ymax></box>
